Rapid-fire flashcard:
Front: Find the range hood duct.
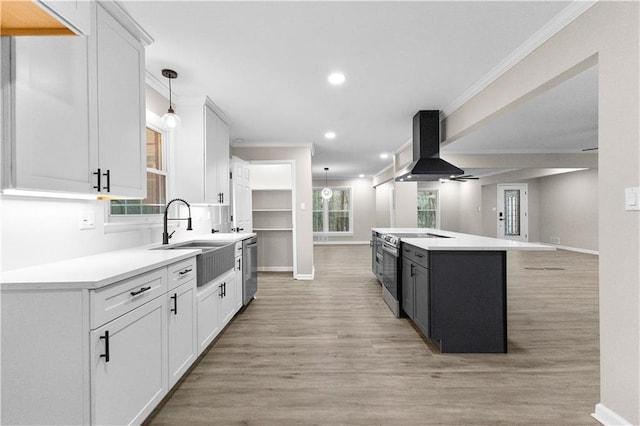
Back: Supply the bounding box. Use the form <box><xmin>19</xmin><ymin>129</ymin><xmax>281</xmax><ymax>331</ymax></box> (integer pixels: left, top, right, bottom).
<box><xmin>395</xmin><ymin>110</ymin><xmax>464</xmax><ymax>181</ymax></box>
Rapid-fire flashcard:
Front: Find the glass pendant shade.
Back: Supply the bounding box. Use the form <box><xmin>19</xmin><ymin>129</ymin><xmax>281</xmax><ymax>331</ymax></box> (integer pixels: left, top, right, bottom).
<box><xmin>321</xmin><ymin>187</ymin><xmax>333</xmax><ymax>200</ymax></box>
<box><xmin>162</xmin><ymin>107</ymin><xmax>181</xmax><ymax>129</ymax></box>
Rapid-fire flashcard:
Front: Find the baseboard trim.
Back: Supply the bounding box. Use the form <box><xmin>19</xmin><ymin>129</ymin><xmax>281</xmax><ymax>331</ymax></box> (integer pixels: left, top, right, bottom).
<box><xmin>313</xmin><ymin>240</ymin><xmax>370</xmax><ymax>245</ymax></box>
<box><xmin>257</xmin><ymin>266</ymin><xmax>293</xmax><ymax>272</ymax></box>
<box><xmin>295</xmin><ymin>266</ymin><xmax>315</xmax><ymax>281</ymax></box>
<box><xmin>537</xmin><ymin>242</ymin><xmax>599</xmax><ymax>255</ymax></box>
<box><xmin>592</xmin><ymin>403</ymin><xmax>632</xmax><ymax>425</ymax></box>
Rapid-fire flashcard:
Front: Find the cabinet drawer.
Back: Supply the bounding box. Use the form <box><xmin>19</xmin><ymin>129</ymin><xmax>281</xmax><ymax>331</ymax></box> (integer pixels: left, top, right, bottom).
<box><xmin>235</xmin><ymin>241</ymin><xmax>243</xmax><ymax>256</ymax></box>
<box><xmin>402</xmin><ymin>244</ymin><xmax>429</xmax><ymax>267</ymax></box>
<box><xmin>168</xmin><ymin>257</ymin><xmax>196</xmax><ymax>291</ymax></box>
<box><xmin>91</xmin><ymin>268</ymin><xmax>168</xmax><ymax>329</ymax></box>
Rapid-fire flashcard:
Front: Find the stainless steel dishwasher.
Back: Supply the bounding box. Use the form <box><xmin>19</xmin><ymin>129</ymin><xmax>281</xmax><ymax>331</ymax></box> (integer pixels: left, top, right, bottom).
<box><xmin>242</xmin><ymin>236</ymin><xmax>258</xmax><ymax>305</ymax></box>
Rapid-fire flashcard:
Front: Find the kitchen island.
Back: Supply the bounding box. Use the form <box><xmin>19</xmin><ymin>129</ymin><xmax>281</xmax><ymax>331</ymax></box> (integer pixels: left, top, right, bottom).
<box><xmin>373</xmin><ymin>228</ymin><xmax>553</xmax><ymax>353</ymax></box>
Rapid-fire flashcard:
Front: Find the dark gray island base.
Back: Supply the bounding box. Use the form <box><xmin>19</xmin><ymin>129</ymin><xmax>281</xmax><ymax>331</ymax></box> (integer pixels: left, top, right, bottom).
<box><xmin>402</xmin><ymin>243</ymin><xmax>507</xmax><ymax>353</ymax></box>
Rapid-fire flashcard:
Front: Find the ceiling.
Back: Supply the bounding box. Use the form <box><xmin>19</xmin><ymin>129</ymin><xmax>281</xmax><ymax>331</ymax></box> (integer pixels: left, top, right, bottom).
<box><xmin>122</xmin><ymin>1</ymin><xmax>590</xmax><ymax>180</ymax></box>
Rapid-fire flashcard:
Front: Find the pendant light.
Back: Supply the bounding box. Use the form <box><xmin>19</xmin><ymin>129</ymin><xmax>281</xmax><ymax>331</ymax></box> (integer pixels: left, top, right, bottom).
<box><xmin>321</xmin><ymin>167</ymin><xmax>333</xmax><ymax>200</ymax></box>
<box><xmin>161</xmin><ymin>69</ymin><xmax>181</xmax><ymax>129</ymax></box>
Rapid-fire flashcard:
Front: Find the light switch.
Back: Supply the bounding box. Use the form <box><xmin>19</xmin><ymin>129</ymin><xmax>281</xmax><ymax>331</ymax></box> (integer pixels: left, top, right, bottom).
<box><xmin>625</xmin><ymin>187</ymin><xmax>640</xmax><ymax>211</ymax></box>
<box><xmin>300</xmin><ymin>202</ymin><xmax>306</xmax><ymax>210</ymax></box>
<box><xmin>79</xmin><ymin>211</ymin><xmax>95</xmax><ymax>230</ymax></box>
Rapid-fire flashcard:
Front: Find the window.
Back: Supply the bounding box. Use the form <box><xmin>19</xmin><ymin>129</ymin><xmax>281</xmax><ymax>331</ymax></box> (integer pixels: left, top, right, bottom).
<box><xmin>110</xmin><ymin>125</ymin><xmax>168</xmax><ymax>216</ymax></box>
<box><xmin>417</xmin><ymin>189</ymin><xmax>439</xmax><ymax>229</ymax></box>
<box><xmin>313</xmin><ymin>187</ymin><xmax>353</xmax><ymax>234</ymax></box>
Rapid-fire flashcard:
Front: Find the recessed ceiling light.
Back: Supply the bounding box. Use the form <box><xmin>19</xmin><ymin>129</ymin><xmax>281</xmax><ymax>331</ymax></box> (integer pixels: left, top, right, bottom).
<box><xmin>380</xmin><ymin>153</ymin><xmax>389</xmax><ymax>159</ymax></box>
<box><xmin>324</xmin><ymin>131</ymin><xmax>336</xmax><ymax>140</ymax></box>
<box><xmin>328</xmin><ymin>72</ymin><xmax>346</xmax><ymax>85</ymax></box>
<box><xmin>359</xmin><ymin>174</ymin><xmax>365</xmax><ymax>178</ymax></box>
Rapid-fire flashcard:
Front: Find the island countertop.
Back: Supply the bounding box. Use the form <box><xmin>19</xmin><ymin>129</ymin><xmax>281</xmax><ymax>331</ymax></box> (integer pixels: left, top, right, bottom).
<box><xmin>1</xmin><ymin>232</ymin><xmax>256</xmax><ymax>290</ymax></box>
<box><xmin>372</xmin><ymin>228</ymin><xmax>554</xmax><ymax>251</ymax></box>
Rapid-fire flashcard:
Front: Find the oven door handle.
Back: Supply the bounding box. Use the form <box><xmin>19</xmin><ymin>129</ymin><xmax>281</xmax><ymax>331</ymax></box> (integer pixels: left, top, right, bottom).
<box><xmin>382</xmin><ymin>244</ymin><xmax>399</xmax><ymax>257</ymax></box>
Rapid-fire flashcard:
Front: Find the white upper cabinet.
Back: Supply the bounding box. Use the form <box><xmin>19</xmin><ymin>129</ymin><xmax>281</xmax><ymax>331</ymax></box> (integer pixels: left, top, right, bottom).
<box><xmin>92</xmin><ymin>5</ymin><xmax>146</xmax><ymax>198</ymax></box>
<box><xmin>2</xmin><ymin>3</ymin><xmax>147</xmax><ymax>198</ymax></box>
<box><xmin>36</xmin><ymin>0</ymin><xmax>91</xmax><ymax>35</ymax></box>
<box><xmin>177</xmin><ymin>98</ymin><xmax>230</xmax><ymax>205</ymax></box>
<box><xmin>11</xmin><ymin>35</ymin><xmax>93</xmax><ymax>193</ymax></box>
<box><xmin>215</xmin><ymin>112</ymin><xmax>230</xmax><ymax>205</ymax></box>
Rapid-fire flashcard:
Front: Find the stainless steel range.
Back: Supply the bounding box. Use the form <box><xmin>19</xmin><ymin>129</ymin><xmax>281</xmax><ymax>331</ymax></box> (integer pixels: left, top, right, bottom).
<box><xmin>380</xmin><ymin>232</ymin><xmax>450</xmax><ymax>317</ymax></box>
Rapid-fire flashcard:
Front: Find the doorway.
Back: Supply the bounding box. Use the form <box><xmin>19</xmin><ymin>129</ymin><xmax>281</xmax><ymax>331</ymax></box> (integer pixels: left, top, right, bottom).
<box><xmin>497</xmin><ymin>184</ymin><xmax>528</xmax><ymax>241</ymax></box>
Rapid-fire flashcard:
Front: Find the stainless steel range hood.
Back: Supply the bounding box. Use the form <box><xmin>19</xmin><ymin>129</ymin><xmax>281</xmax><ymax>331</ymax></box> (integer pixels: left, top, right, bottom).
<box><xmin>395</xmin><ymin>110</ymin><xmax>464</xmax><ymax>181</ymax></box>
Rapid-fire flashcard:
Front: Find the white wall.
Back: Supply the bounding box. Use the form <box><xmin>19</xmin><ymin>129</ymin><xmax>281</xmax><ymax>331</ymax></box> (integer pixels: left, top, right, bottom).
<box><xmin>0</xmin><ymin>196</ymin><xmax>223</xmax><ymax>272</ymax></box>
<box><xmin>538</xmin><ymin>168</ymin><xmax>598</xmax><ymax>251</ymax></box>
<box><xmin>394</xmin><ymin>181</ymin><xmax>418</xmax><ymax>228</ymax></box>
<box><xmin>375</xmin><ymin>181</ymin><xmax>393</xmax><ymax>228</ymax></box>
<box><xmin>312</xmin><ymin>177</ymin><xmax>375</xmax><ymax>243</ymax></box>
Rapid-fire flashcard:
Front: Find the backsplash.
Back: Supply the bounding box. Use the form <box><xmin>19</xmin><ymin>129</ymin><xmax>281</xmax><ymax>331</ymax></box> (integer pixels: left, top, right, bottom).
<box><xmin>0</xmin><ymin>196</ymin><xmax>232</xmax><ymax>272</ymax></box>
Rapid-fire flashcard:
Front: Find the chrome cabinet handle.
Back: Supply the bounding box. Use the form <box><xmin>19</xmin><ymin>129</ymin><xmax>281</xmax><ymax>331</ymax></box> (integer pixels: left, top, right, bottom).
<box><xmin>179</xmin><ymin>268</ymin><xmax>192</xmax><ymax>276</ymax></box>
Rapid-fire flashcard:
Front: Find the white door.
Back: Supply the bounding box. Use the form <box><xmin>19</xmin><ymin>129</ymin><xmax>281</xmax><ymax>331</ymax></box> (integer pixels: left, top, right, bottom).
<box><xmin>497</xmin><ymin>184</ymin><xmax>528</xmax><ymax>241</ymax></box>
<box><xmin>232</xmin><ymin>156</ymin><xmax>253</xmax><ymax>232</ymax></box>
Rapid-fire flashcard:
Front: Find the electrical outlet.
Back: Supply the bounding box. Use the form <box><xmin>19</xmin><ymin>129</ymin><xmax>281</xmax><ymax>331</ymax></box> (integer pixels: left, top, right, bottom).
<box><xmin>550</xmin><ymin>236</ymin><xmax>560</xmax><ymax>244</ymax></box>
<box><xmin>79</xmin><ymin>211</ymin><xmax>95</xmax><ymax>230</ymax></box>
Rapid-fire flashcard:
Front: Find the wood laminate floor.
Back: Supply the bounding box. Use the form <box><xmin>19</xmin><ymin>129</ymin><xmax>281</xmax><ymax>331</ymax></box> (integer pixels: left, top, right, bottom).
<box><xmin>146</xmin><ymin>246</ymin><xmax>599</xmax><ymax>425</ymax></box>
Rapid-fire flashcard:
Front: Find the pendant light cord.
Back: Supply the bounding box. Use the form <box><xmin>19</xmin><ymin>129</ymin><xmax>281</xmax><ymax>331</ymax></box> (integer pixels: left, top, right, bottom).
<box><xmin>168</xmin><ymin>77</ymin><xmax>172</xmax><ymax>111</ymax></box>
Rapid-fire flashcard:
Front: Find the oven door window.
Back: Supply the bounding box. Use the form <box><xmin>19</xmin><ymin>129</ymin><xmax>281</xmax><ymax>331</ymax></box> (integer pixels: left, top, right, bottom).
<box><xmin>382</xmin><ymin>248</ymin><xmax>398</xmax><ymax>297</ymax></box>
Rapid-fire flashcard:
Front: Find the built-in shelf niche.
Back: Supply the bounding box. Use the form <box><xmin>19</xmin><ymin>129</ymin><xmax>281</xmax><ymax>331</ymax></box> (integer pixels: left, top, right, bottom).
<box><xmin>250</xmin><ymin>163</ymin><xmax>295</xmax><ymax>272</ymax></box>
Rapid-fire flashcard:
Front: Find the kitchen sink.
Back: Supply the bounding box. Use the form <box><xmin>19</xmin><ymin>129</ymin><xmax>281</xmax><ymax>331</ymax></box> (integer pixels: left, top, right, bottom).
<box><xmin>157</xmin><ymin>241</ymin><xmax>231</xmax><ymax>252</ymax></box>
<box><xmin>154</xmin><ymin>241</ymin><xmax>235</xmax><ymax>286</ymax></box>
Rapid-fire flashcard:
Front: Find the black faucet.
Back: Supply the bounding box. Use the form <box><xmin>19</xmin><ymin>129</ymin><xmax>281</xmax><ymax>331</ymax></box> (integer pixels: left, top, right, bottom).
<box><xmin>162</xmin><ymin>198</ymin><xmax>193</xmax><ymax>244</ymax></box>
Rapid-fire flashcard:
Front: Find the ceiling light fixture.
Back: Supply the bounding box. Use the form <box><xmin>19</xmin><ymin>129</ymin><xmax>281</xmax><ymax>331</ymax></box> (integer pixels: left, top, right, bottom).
<box><xmin>324</xmin><ymin>131</ymin><xmax>336</xmax><ymax>140</ymax></box>
<box><xmin>328</xmin><ymin>72</ymin><xmax>346</xmax><ymax>85</ymax></box>
<box><xmin>321</xmin><ymin>167</ymin><xmax>333</xmax><ymax>200</ymax></box>
<box><xmin>380</xmin><ymin>153</ymin><xmax>389</xmax><ymax>159</ymax></box>
<box><xmin>359</xmin><ymin>174</ymin><xmax>365</xmax><ymax>178</ymax></box>
<box><xmin>161</xmin><ymin>69</ymin><xmax>181</xmax><ymax>129</ymax></box>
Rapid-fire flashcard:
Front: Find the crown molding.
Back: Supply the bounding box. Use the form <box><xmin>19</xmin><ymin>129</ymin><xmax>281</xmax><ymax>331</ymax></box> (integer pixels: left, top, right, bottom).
<box><xmin>145</xmin><ymin>70</ymin><xmax>170</xmax><ymax>99</ymax></box>
<box><xmin>231</xmin><ymin>142</ymin><xmax>315</xmax><ymax>154</ymax></box>
<box><xmin>442</xmin><ymin>1</ymin><xmax>597</xmax><ymax>117</ymax></box>
<box><xmin>99</xmin><ymin>1</ymin><xmax>154</xmax><ymax>46</ymax></box>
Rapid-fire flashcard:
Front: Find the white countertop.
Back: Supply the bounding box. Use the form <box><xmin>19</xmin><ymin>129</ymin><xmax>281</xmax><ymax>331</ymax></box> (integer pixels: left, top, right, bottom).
<box><xmin>372</xmin><ymin>228</ymin><xmax>554</xmax><ymax>251</ymax></box>
<box><xmin>1</xmin><ymin>232</ymin><xmax>256</xmax><ymax>290</ymax></box>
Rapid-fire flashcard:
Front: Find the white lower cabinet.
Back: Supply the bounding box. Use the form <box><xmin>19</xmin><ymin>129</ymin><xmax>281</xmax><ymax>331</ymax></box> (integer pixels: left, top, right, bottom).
<box><xmin>219</xmin><ymin>269</ymin><xmax>236</xmax><ymax>327</ymax></box>
<box><xmin>168</xmin><ymin>279</ymin><xmax>198</xmax><ymax>387</ymax></box>
<box><xmin>90</xmin><ymin>296</ymin><xmax>168</xmax><ymax>425</ymax></box>
<box><xmin>197</xmin><ymin>277</ymin><xmax>221</xmax><ymax>355</ymax></box>
<box><xmin>196</xmin><ymin>268</ymin><xmax>237</xmax><ymax>355</ymax></box>
<box><xmin>1</xmin><ymin>253</ymin><xmax>247</xmax><ymax>424</ymax></box>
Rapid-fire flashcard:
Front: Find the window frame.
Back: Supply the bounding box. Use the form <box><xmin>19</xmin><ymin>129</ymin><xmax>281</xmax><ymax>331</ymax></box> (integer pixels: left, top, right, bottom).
<box><xmin>104</xmin><ymin>110</ymin><xmax>173</xmax><ymax>232</ymax></box>
<box><xmin>417</xmin><ymin>188</ymin><xmax>440</xmax><ymax>229</ymax></box>
<box><xmin>312</xmin><ymin>186</ymin><xmax>354</xmax><ymax>236</ymax></box>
